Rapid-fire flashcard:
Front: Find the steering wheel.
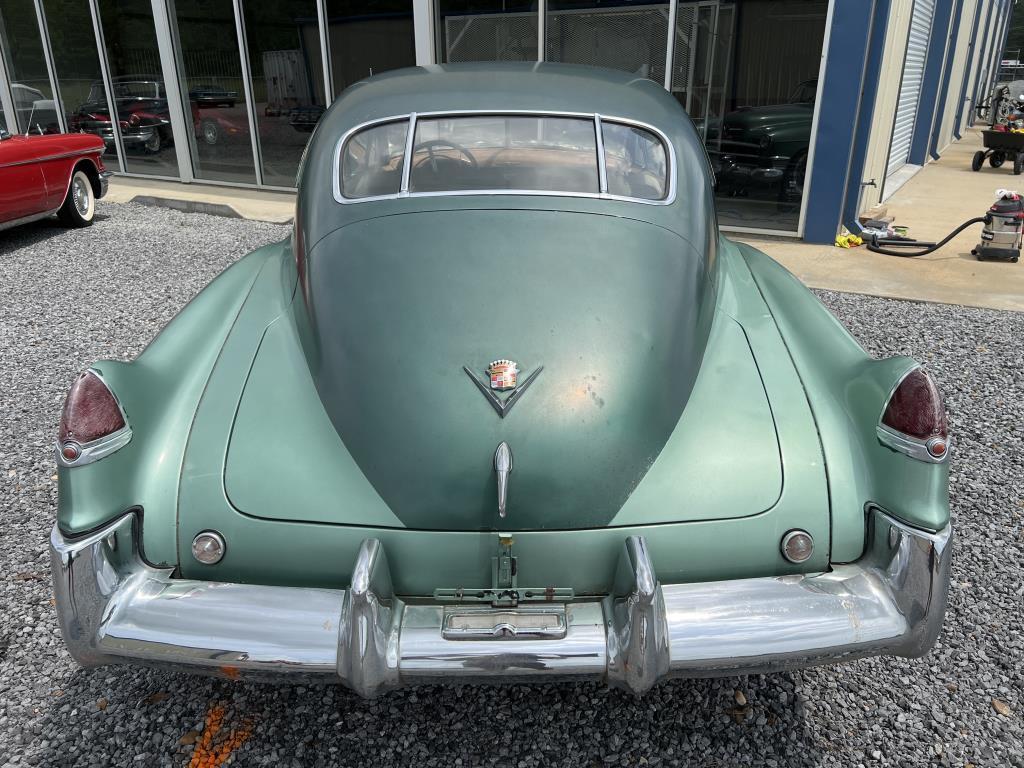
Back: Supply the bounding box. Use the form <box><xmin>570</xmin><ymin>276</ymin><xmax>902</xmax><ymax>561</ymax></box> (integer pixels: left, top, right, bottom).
<box><xmin>412</xmin><ymin>139</ymin><xmax>477</xmax><ymax>174</ymax></box>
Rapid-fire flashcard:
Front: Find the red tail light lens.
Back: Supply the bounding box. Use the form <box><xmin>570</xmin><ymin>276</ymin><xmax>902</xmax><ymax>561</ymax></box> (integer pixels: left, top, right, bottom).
<box><xmin>59</xmin><ymin>371</ymin><xmax>125</xmax><ymax>445</ymax></box>
<box><xmin>882</xmin><ymin>369</ymin><xmax>947</xmax><ymax>439</ymax></box>
<box><xmin>880</xmin><ymin>368</ymin><xmax>949</xmax><ymax>461</ymax></box>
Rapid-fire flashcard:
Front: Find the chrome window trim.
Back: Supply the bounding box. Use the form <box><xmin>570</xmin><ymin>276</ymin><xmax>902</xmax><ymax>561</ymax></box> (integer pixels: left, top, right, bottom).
<box><xmin>332</xmin><ymin>110</ymin><xmax>677</xmax><ymax>207</ymax></box>
<box><xmin>55</xmin><ymin>367</ymin><xmax>133</xmax><ymax>468</ymax></box>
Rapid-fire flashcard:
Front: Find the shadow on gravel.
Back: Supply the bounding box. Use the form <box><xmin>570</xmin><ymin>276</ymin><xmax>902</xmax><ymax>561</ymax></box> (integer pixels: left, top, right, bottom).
<box><xmin>0</xmin><ymin>215</ymin><xmax>113</xmax><ymax>255</ymax></box>
<box><xmin>26</xmin><ymin>665</ymin><xmax>821</xmax><ymax>767</ymax></box>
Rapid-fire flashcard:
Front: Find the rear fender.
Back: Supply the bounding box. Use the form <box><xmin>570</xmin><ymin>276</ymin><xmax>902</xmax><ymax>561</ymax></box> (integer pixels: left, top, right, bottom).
<box><xmin>738</xmin><ymin>243</ymin><xmax>949</xmax><ymax>561</ymax></box>
<box><xmin>56</xmin><ymin>243</ymin><xmax>289</xmax><ymax>566</ymax></box>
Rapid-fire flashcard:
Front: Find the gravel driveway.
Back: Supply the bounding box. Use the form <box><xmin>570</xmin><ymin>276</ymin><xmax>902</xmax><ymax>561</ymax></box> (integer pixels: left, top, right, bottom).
<box><xmin>1</xmin><ymin>203</ymin><xmax>1021</xmax><ymax>767</ymax></box>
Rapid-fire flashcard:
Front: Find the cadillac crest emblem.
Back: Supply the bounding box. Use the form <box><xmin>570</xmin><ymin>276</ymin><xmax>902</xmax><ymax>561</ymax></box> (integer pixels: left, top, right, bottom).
<box><xmin>463</xmin><ymin>358</ymin><xmax>543</xmax><ymax>418</ymax></box>
<box><xmin>488</xmin><ymin>359</ymin><xmax>519</xmax><ymax>391</ymax></box>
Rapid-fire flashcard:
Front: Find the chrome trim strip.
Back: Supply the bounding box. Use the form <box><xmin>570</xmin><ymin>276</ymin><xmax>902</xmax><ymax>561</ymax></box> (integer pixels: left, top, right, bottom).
<box><xmin>54</xmin><ymin>426</ymin><xmax>132</xmax><ymax>468</ymax></box>
<box><xmin>399</xmin><ymin>112</ymin><xmax>417</xmax><ymax>194</ymax></box>
<box><xmin>333</xmin><ymin>110</ymin><xmax>677</xmax><ymax>207</ymax></box>
<box><xmin>0</xmin><ymin>207</ymin><xmax>61</xmax><ymax>232</ymax></box>
<box><xmin>0</xmin><ymin>148</ymin><xmax>101</xmax><ymax>170</ymax></box>
<box><xmin>594</xmin><ymin>113</ymin><xmax>608</xmax><ymax>194</ymax></box>
<box><xmin>51</xmin><ymin>509</ymin><xmax>951</xmax><ymax>697</ymax></box>
<box><xmin>877</xmin><ymin>424</ymin><xmax>948</xmax><ymax>464</ymax></box>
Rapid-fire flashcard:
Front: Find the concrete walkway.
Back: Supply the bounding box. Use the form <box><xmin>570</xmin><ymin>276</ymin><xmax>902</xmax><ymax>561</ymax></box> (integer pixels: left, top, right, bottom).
<box><xmin>736</xmin><ymin>127</ymin><xmax>1024</xmax><ymax>312</ymax></box>
<box><xmin>105</xmin><ymin>176</ymin><xmax>296</xmax><ymax>224</ymax></box>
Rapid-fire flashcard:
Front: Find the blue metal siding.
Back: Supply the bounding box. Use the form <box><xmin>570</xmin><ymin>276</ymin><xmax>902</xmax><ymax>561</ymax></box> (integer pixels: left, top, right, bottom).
<box><xmin>929</xmin><ymin>0</ymin><xmax>967</xmax><ymax>158</ymax></box>
<box><xmin>803</xmin><ymin>0</ymin><xmax>878</xmax><ymax>244</ymax></box>
<box><xmin>910</xmin><ymin>0</ymin><xmax>956</xmax><ymax>164</ymax></box>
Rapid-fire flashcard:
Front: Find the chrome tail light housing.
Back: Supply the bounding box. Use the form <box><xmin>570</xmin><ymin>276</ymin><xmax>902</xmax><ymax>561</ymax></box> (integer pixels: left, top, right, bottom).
<box><xmin>877</xmin><ymin>367</ymin><xmax>949</xmax><ymax>462</ymax></box>
<box><xmin>56</xmin><ymin>370</ymin><xmax>132</xmax><ymax>467</ymax></box>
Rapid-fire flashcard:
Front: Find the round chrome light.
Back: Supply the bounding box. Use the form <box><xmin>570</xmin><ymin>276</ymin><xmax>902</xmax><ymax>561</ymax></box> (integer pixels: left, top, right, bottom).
<box><xmin>926</xmin><ymin>436</ymin><xmax>948</xmax><ymax>460</ymax></box>
<box><xmin>60</xmin><ymin>442</ymin><xmax>81</xmax><ymax>462</ymax></box>
<box><xmin>780</xmin><ymin>530</ymin><xmax>814</xmax><ymax>563</ymax></box>
<box><xmin>191</xmin><ymin>531</ymin><xmax>226</xmax><ymax>565</ymax></box>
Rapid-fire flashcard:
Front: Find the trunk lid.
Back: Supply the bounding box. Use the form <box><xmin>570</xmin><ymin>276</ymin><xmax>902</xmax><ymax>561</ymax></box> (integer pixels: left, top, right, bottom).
<box><xmin>224</xmin><ymin>210</ymin><xmax>786</xmax><ymax>531</ymax></box>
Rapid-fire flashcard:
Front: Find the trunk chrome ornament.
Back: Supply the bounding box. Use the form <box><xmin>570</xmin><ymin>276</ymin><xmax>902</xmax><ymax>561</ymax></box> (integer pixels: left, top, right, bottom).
<box><xmin>494</xmin><ymin>442</ymin><xmax>513</xmax><ymax>518</ymax></box>
<box><xmin>463</xmin><ymin>364</ymin><xmax>543</xmax><ymax>418</ymax></box>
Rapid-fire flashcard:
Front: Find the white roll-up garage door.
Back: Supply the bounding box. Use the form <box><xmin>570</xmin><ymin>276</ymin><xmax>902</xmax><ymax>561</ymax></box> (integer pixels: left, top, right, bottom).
<box><xmin>886</xmin><ymin>0</ymin><xmax>937</xmax><ymax>178</ymax></box>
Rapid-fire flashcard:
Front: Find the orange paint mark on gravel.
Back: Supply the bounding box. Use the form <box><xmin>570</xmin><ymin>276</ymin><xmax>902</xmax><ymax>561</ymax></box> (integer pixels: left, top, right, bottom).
<box><xmin>219</xmin><ymin>665</ymin><xmax>241</xmax><ymax>680</ymax></box>
<box><xmin>186</xmin><ymin>703</ymin><xmax>252</xmax><ymax>768</ymax></box>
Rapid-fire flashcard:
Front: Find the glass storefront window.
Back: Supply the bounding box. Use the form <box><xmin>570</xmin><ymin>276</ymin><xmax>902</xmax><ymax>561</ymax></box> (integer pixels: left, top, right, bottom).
<box><xmin>43</xmin><ymin>0</ymin><xmax>119</xmax><ymax>164</ymax></box>
<box><xmin>96</xmin><ymin>0</ymin><xmax>179</xmax><ymax>177</ymax></box>
<box><xmin>172</xmin><ymin>0</ymin><xmax>257</xmax><ymax>184</ymax></box>
<box><xmin>546</xmin><ymin>0</ymin><xmax>669</xmax><ymax>83</ymax></box>
<box><xmin>326</xmin><ymin>0</ymin><xmax>416</xmax><ymax>93</ymax></box>
<box><xmin>676</xmin><ymin>0</ymin><xmax>826</xmax><ymax>232</ymax></box>
<box><xmin>243</xmin><ymin>0</ymin><xmax>325</xmax><ymax>187</ymax></box>
<box><xmin>437</xmin><ymin>0</ymin><xmax>538</xmax><ymax>63</ymax></box>
<box><xmin>0</xmin><ymin>0</ymin><xmax>59</xmax><ymax>134</ymax></box>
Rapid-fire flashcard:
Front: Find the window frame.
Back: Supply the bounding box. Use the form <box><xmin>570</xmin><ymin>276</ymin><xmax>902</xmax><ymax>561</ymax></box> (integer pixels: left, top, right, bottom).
<box><xmin>332</xmin><ymin>109</ymin><xmax>677</xmax><ymax>206</ymax></box>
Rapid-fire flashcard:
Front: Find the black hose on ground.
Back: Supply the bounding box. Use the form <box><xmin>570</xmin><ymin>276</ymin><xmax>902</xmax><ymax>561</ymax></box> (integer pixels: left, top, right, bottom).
<box><xmin>865</xmin><ymin>217</ymin><xmax>988</xmax><ymax>257</ymax></box>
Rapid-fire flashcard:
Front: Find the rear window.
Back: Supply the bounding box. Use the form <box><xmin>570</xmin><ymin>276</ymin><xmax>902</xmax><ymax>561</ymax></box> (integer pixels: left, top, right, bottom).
<box><xmin>340</xmin><ymin>120</ymin><xmax>409</xmax><ymax>200</ymax></box>
<box><xmin>409</xmin><ymin>115</ymin><xmax>599</xmax><ymax>194</ymax></box>
<box><xmin>337</xmin><ymin>112</ymin><xmax>671</xmax><ymax>203</ymax></box>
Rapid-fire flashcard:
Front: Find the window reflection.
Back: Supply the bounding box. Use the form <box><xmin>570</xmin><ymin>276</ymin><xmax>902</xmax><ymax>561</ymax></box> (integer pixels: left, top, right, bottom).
<box><xmin>43</xmin><ymin>0</ymin><xmax>119</xmax><ymax>164</ymax></box>
<box><xmin>545</xmin><ymin>0</ymin><xmax>668</xmax><ymax>83</ymax></box>
<box><xmin>242</xmin><ymin>0</ymin><xmax>325</xmax><ymax>187</ymax></box>
<box><xmin>326</xmin><ymin>0</ymin><xmax>415</xmax><ymax>93</ymax></box>
<box><xmin>0</xmin><ymin>0</ymin><xmax>59</xmax><ymax>134</ymax></box>
<box><xmin>674</xmin><ymin>0</ymin><xmax>825</xmax><ymax>232</ymax></box>
<box><xmin>173</xmin><ymin>0</ymin><xmax>256</xmax><ymax>184</ymax></box>
<box><xmin>437</xmin><ymin>0</ymin><xmax>538</xmax><ymax>62</ymax></box>
<box><xmin>96</xmin><ymin>0</ymin><xmax>179</xmax><ymax>176</ymax></box>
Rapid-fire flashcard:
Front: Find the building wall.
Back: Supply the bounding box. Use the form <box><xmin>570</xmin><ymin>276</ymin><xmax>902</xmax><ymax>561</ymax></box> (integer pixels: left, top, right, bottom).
<box><xmin>859</xmin><ymin>0</ymin><xmax>914</xmax><ymax>213</ymax></box>
<box><xmin>937</xmin><ymin>0</ymin><xmax>978</xmax><ymax>150</ymax></box>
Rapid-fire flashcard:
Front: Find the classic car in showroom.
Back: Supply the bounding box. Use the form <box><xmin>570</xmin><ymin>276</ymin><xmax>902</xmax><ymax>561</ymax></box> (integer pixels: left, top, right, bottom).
<box><xmin>712</xmin><ymin>79</ymin><xmax>816</xmax><ymax>202</ymax></box>
<box><xmin>0</xmin><ymin>125</ymin><xmax>109</xmax><ymax>231</ymax></box>
<box><xmin>69</xmin><ymin>77</ymin><xmax>245</xmax><ymax>152</ymax></box>
<box><xmin>51</xmin><ymin>63</ymin><xmax>951</xmax><ymax>697</ymax></box>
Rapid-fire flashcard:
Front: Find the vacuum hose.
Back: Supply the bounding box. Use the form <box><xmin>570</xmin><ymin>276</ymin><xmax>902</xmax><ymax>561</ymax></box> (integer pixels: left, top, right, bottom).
<box><xmin>865</xmin><ymin>216</ymin><xmax>988</xmax><ymax>257</ymax></box>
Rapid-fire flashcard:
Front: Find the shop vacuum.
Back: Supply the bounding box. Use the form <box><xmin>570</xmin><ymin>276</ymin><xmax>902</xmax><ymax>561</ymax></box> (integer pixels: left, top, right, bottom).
<box><xmin>866</xmin><ymin>189</ymin><xmax>1024</xmax><ymax>262</ymax></box>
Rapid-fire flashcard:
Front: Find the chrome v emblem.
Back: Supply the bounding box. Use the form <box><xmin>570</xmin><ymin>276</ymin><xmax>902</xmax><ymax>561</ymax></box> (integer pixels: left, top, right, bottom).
<box><xmin>463</xmin><ymin>365</ymin><xmax>544</xmax><ymax>418</ymax></box>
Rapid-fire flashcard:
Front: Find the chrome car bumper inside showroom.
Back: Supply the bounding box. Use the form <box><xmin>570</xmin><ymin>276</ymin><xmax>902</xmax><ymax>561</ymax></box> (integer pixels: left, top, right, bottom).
<box><xmin>51</xmin><ymin>509</ymin><xmax>951</xmax><ymax>698</ymax></box>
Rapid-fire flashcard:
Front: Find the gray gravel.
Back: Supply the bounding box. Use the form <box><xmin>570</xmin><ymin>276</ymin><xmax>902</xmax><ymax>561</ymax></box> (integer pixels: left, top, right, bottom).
<box><xmin>1</xmin><ymin>202</ymin><xmax>1022</xmax><ymax>767</ymax></box>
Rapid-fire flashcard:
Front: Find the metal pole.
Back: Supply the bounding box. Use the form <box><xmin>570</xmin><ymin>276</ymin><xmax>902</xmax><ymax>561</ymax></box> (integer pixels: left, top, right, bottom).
<box><xmin>316</xmin><ymin>0</ymin><xmax>333</xmax><ymax>104</ymax></box>
<box><xmin>664</xmin><ymin>0</ymin><xmax>677</xmax><ymax>91</ymax></box>
<box><xmin>150</xmin><ymin>0</ymin><xmax>195</xmax><ymax>181</ymax></box>
<box><xmin>32</xmin><ymin>0</ymin><xmax>66</xmax><ymax>133</ymax></box>
<box><xmin>86</xmin><ymin>0</ymin><xmax>126</xmax><ymax>173</ymax></box>
<box><xmin>232</xmin><ymin>0</ymin><xmax>263</xmax><ymax>186</ymax></box>
<box><xmin>538</xmin><ymin>0</ymin><xmax>546</xmax><ymax>62</ymax></box>
<box><xmin>0</xmin><ymin>12</ymin><xmax>18</xmax><ymax>133</ymax></box>
<box><xmin>413</xmin><ymin>0</ymin><xmax>434</xmax><ymax>65</ymax></box>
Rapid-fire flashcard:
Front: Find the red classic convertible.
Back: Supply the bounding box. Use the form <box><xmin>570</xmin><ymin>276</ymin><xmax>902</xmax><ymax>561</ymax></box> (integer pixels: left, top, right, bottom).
<box><xmin>0</xmin><ymin>126</ymin><xmax>110</xmax><ymax>232</ymax></box>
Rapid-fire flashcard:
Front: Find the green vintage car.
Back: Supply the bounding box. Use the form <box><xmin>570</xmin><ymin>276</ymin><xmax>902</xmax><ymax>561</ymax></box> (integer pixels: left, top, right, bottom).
<box><xmin>51</xmin><ymin>63</ymin><xmax>951</xmax><ymax>698</ymax></box>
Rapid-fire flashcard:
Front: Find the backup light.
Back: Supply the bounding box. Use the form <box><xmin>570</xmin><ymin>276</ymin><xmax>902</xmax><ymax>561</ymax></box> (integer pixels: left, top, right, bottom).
<box><xmin>192</xmin><ymin>531</ymin><xmax>226</xmax><ymax>565</ymax></box>
<box><xmin>781</xmin><ymin>530</ymin><xmax>814</xmax><ymax>563</ymax></box>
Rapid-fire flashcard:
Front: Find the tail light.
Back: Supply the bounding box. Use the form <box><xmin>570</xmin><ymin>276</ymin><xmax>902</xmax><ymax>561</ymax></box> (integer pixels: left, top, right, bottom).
<box><xmin>877</xmin><ymin>367</ymin><xmax>949</xmax><ymax>462</ymax></box>
<box><xmin>56</xmin><ymin>371</ymin><xmax>132</xmax><ymax>467</ymax></box>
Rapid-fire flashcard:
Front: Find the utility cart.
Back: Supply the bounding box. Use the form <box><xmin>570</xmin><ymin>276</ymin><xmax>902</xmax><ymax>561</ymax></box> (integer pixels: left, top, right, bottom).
<box><xmin>971</xmin><ymin>129</ymin><xmax>1024</xmax><ymax>174</ymax></box>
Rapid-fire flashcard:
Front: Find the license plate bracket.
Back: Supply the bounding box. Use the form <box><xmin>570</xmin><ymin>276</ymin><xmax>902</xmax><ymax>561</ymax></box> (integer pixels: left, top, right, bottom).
<box><xmin>442</xmin><ymin>605</ymin><xmax>567</xmax><ymax>641</ymax></box>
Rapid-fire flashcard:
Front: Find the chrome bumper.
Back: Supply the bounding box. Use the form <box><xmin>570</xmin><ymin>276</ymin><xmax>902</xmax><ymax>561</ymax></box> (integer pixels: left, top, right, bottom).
<box><xmin>51</xmin><ymin>509</ymin><xmax>951</xmax><ymax>698</ymax></box>
<box><xmin>98</xmin><ymin>171</ymin><xmax>112</xmax><ymax>199</ymax></box>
